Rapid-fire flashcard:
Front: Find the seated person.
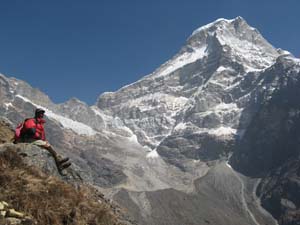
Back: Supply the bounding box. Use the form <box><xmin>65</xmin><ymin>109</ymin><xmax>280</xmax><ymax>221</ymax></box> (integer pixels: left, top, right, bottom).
<box><xmin>17</xmin><ymin>108</ymin><xmax>71</xmax><ymax>172</ymax></box>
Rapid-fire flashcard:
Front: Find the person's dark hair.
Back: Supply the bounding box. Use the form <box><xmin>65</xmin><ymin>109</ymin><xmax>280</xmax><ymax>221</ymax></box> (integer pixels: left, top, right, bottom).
<box><xmin>35</xmin><ymin>108</ymin><xmax>45</xmax><ymax>117</ymax></box>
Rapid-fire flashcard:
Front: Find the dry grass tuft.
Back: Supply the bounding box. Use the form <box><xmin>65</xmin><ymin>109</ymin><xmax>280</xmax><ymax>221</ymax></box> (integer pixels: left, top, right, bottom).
<box><xmin>0</xmin><ymin>149</ymin><xmax>121</xmax><ymax>225</ymax></box>
<box><xmin>0</xmin><ymin>120</ymin><xmax>14</xmax><ymax>144</ymax></box>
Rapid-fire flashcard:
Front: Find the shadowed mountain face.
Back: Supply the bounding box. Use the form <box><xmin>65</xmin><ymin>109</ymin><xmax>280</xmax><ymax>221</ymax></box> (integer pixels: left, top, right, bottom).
<box><xmin>231</xmin><ymin>56</ymin><xmax>300</xmax><ymax>176</ymax></box>
<box><xmin>231</xmin><ymin>56</ymin><xmax>300</xmax><ymax>224</ymax></box>
<box><xmin>1</xmin><ymin>17</ymin><xmax>299</xmax><ymax>225</ymax></box>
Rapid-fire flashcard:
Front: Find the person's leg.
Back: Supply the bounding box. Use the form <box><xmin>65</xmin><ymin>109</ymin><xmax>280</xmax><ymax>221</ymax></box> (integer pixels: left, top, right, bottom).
<box><xmin>31</xmin><ymin>140</ymin><xmax>71</xmax><ymax>170</ymax></box>
<box><xmin>43</xmin><ymin>145</ymin><xmax>71</xmax><ymax>169</ymax></box>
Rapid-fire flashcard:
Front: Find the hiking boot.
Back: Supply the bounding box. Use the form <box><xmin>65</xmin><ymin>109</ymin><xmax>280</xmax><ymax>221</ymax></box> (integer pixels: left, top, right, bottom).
<box><xmin>56</xmin><ymin>158</ymin><xmax>71</xmax><ymax>173</ymax></box>
<box><xmin>58</xmin><ymin>157</ymin><xmax>69</xmax><ymax>164</ymax></box>
<box><xmin>57</xmin><ymin>162</ymin><xmax>72</xmax><ymax>175</ymax></box>
<box><xmin>59</xmin><ymin>161</ymin><xmax>72</xmax><ymax>170</ymax></box>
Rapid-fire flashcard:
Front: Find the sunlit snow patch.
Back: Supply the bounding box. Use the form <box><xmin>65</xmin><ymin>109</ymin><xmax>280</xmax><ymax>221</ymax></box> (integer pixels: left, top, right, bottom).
<box><xmin>4</xmin><ymin>102</ymin><xmax>13</xmax><ymax>110</ymax></box>
<box><xmin>191</xmin><ymin>18</ymin><xmax>235</xmax><ymax>36</ymax></box>
<box><xmin>226</xmin><ymin>161</ymin><xmax>232</xmax><ymax>169</ymax></box>
<box><xmin>146</xmin><ymin>149</ymin><xmax>160</xmax><ymax>159</ymax></box>
<box><xmin>155</xmin><ymin>45</ymin><xmax>208</xmax><ymax>78</ymax></box>
<box><xmin>174</xmin><ymin>122</ymin><xmax>187</xmax><ymax>131</ymax></box>
<box><xmin>209</xmin><ymin>126</ymin><xmax>237</xmax><ymax>136</ymax></box>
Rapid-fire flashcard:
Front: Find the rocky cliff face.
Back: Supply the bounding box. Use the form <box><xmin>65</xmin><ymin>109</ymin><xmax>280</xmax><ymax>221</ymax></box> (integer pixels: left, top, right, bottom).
<box><xmin>0</xmin><ymin>16</ymin><xmax>299</xmax><ymax>225</ymax></box>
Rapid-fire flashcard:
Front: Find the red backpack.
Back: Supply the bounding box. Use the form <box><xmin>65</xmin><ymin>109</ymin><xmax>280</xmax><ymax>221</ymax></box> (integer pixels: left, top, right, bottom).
<box><xmin>14</xmin><ymin>122</ymin><xmax>24</xmax><ymax>142</ymax></box>
<box><xmin>14</xmin><ymin>118</ymin><xmax>34</xmax><ymax>143</ymax></box>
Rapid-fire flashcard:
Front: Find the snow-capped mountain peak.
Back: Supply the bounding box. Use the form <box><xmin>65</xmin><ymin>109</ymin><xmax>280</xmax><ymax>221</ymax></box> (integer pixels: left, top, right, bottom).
<box><xmin>96</xmin><ymin>17</ymin><xmax>283</xmax><ymax>150</ymax></box>
<box><xmin>188</xmin><ymin>16</ymin><xmax>278</xmax><ymax>70</ymax></box>
<box><xmin>191</xmin><ymin>16</ymin><xmax>246</xmax><ymax>37</ymax></box>
<box><xmin>149</xmin><ymin>17</ymin><xmax>279</xmax><ymax>81</ymax></box>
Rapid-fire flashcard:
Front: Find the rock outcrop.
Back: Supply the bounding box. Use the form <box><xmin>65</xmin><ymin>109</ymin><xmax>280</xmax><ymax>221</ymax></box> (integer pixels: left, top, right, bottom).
<box><xmin>0</xmin><ymin>200</ymin><xmax>36</xmax><ymax>225</ymax></box>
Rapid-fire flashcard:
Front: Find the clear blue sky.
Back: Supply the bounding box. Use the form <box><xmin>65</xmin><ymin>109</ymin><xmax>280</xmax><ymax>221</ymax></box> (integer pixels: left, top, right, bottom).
<box><xmin>0</xmin><ymin>0</ymin><xmax>299</xmax><ymax>105</ymax></box>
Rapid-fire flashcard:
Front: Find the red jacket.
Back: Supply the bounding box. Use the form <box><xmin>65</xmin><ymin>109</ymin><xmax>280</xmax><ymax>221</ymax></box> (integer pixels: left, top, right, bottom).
<box><xmin>23</xmin><ymin>118</ymin><xmax>46</xmax><ymax>141</ymax></box>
